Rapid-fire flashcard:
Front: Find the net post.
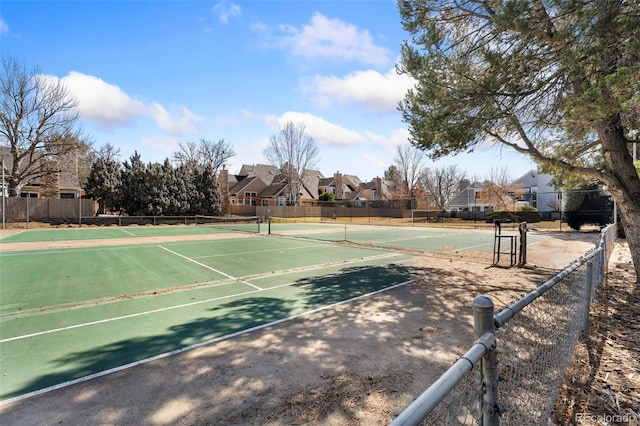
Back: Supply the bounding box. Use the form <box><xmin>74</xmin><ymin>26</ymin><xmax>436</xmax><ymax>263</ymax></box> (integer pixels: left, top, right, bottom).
<box><xmin>519</xmin><ymin>222</ymin><xmax>527</xmax><ymax>266</ymax></box>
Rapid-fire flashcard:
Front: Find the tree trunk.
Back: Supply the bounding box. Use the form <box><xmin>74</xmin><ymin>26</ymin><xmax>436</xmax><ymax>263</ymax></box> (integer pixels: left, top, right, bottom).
<box><xmin>598</xmin><ymin>116</ymin><xmax>640</xmax><ymax>283</ymax></box>
<box><xmin>615</xmin><ymin>196</ymin><xmax>640</xmax><ymax>283</ymax></box>
<box><xmin>7</xmin><ymin>181</ymin><xmax>21</xmax><ymax>198</ymax></box>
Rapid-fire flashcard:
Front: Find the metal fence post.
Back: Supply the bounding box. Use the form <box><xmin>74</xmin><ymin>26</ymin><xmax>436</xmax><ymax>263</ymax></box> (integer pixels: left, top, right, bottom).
<box><xmin>594</xmin><ymin>251</ymin><xmax>601</xmax><ymax>288</ymax></box>
<box><xmin>473</xmin><ymin>295</ymin><xmax>500</xmax><ymax>425</ymax></box>
<box><xmin>583</xmin><ymin>261</ymin><xmax>594</xmax><ymax>330</ymax></box>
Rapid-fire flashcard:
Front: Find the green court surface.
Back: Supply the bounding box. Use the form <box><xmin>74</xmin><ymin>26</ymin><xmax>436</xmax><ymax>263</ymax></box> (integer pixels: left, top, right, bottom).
<box><xmin>0</xmin><ymin>230</ymin><xmax>416</xmax><ymax>402</ymax></box>
<box><xmin>0</xmin><ymin>222</ymin><xmax>260</xmax><ymax>243</ymax></box>
<box><xmin>0</xmin><ymin>223</ymin><xmax>543</xmax><ymax>402</ymax></box>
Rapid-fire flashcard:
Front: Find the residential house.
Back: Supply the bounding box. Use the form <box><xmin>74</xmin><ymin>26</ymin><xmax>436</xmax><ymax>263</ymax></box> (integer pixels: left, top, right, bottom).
<box><xmin>220</xmin><ymin>164</ymin><xmax>323</xmax><ymax>207</ymax></box>
<box><xmin>448</xmin><ymin>180</ymin><xmax>488</xmax><ymax>213</ymax></box>
<box><xmin>1</xmin><ymin>147</ymin><xmax>81</xmax><ymax>199</ymax></box>
<box><xmin>219</xmin><ymin>164</ymin><xmax>278</xmax><ymax>206</ymax></box>
<box><xmin>218</xmin><ymin>166</ymin><xmax>392</xmax><ymax>211</ymax></box>
<box><xmin>351</xmin><ymin>177</ymin><xmax>386</xmax><ymax>203</ymax></box>
<box><xmin>317</xmin><ymin>172</ymin><xmax>362</xmax><ymax>200</ymax></box>
<box><xmin>513</xmin><ymin>169</ymin><xmax>561</xmax><ymax>213</ymax></box>
<box><xmin>446</xmin><ymin>170</ymin><xmax>561</xmax><ymax>215</ymax></box>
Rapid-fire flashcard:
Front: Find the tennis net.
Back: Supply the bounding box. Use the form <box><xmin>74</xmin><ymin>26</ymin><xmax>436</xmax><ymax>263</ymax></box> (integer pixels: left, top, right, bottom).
<box><xmin>195</xmin><ymin>215</ymin><xmax>262</xmax><ymax>234</ymax></box>
<box><xmin>265</xmin><ymin>218</ymin><xmax>508</xmax><ymax>262</ymax></box>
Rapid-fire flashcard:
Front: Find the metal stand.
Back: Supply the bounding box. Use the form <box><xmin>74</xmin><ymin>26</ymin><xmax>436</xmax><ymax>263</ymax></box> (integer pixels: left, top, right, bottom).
<box><xmin>493</xmin><ymin>220</ymin><xmax>517</xmax><ymax>267</ymax></box>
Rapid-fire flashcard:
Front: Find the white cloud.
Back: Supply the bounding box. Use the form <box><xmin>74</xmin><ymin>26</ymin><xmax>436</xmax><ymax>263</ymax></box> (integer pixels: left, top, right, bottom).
<box><xmin>46</xmin><ymin>71</ymin><xmax>201</xmax><ymax>135</ymax></box>
<box><xmin>0</xmin><ymin>18</ymin><xmax>9</xmax><ymax>34</ymax></box>
<box><xmin>365</xmin><ymin>128</ymin><xmax>410</xmax><ymax>150</ymax></box>
<box><xmin>140</xmin><ymin>135</ymin><xmax>182</xmax><ymax>154</ymax></box>
<box><xmin>148</xmin><ymin>102</ymin><xmax>201</xmax><ymax>134</ymax></box>
<box><xmin>265</xmin><ymin>111</ymin><xmax>366</xmax><ymax>147</ymax></box>
<box><xmin>277</xmin><ymin>13</ymin><xmax>391</xmax><ymax>66</ymax></box>
<box><xmin>305</xmin><ymin>67</ymin><xmax>416</xmax><ymax>113</ymax></box>
<box><xmin>360</xmin><ymin>152</ymin><xmax>391</xmax><ymax>176</ymax></box>
<box><xmin>212</xmin><ymin>1</ymin><xmax>241</xmax><ymax>24</ymax></box>
<box><xmin>227</xmin><ymin>136</ymin><xmax>269</xmax><ymax>171</ymax></box>
<box><xmin>215</xmin><ymin>109</ymin><xmax>254</xmax><ymax>126</ymax></box>
<box><xmin>54</xmin><ymin>72</ymin><xmax>146</xmax><ymax>129</ymax></box>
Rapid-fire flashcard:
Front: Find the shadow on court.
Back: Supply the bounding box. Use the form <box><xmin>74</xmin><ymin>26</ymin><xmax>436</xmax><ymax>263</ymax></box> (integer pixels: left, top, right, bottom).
<box><xmin>1</xmin><ymin>264</ymin><xmax>413</xmax><ymax>401</ymax></box>
<box><xmin>0</xmin><ymin>260</ymin><xmax>561</xmax><ymax>425</ymax></box>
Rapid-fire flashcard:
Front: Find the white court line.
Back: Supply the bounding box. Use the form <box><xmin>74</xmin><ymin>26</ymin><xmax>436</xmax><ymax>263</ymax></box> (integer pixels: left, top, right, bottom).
<box><xmin>0</xmin><ymin>245</ymin><xmax>143</xmax><ymax>257</ymax></box>
<box><xmin>0</xmin><ymin>278</ymin><xmax>415</xmax><ymax>406</ymax></box>
<box><xmin>456</xmin><ymin>242</ymin><xmax>492</xmax><ymax>251</ymax></box>
<box><xmin>0</xmin><ymin>240</ymin><xmax>316</xmax><ymax>258</ymax></box>
<box><xmin>158</xmin><ymin>245</ymin><xmax>261</xmax><ymax>290</ymax></box>
<box><xmin>1</xmin><ymin>280</ymin><xmax>289</xmax><ymax>344</ymax></box>
<box><xmin>192</xmin><ymin>244</ymin><xmax>319</xmax><ymax>259</ymax></box>
<box><xmin>1</xmin><ymin>253</ymin><xmax>409</xmax><ymax>343</ymax></box>
<box><xmin>456</xmin><ymin>237</ymin><xmax>544</xmax><ymax>252</ymax></box>
<box><xmin>365</xmin><ymin>230</ymin><xmax>474</xmax><ymax>245</ymax></box>
<box><xmin>0</xmin><ymin>230</ymin><xmax>26</xmax><ymax>241</ymax></box>
<box><xmin>120</xmin><ymin>228</ymin><xmax>136</xmax><ymax>236</ymax></box>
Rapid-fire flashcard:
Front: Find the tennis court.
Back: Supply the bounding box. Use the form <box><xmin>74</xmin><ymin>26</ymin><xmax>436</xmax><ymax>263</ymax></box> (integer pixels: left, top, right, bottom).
<box><xmin>0</xmin><ymin>221</ymin><xmax>543</xmax><ymax>404</ymax></box>
<box><xmin>0</xmin><ymin>223</ymin><xmax>419</xmax><ymax>403</ymax></box>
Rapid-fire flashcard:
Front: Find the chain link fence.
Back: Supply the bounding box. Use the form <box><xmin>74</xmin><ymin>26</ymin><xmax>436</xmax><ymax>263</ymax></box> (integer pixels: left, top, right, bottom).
<box><xmin>391</xmin><ymin>224</ymin><xmax>616</xmax><ymax>425</ymax></box>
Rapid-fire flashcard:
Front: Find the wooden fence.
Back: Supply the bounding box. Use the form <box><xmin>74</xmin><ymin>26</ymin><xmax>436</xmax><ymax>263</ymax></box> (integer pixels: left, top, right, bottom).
<box><xmin>0</xmin><ymin>197</ymin><xmax>95</xmax><ymax>223</ymax></box>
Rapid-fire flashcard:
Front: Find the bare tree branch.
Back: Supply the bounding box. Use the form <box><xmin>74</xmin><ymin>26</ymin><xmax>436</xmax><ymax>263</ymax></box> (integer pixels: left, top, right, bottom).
<box><xmin>263</xmin><ymin>122</ymin><xmax>319</xmax><ymax>206</ymax></box>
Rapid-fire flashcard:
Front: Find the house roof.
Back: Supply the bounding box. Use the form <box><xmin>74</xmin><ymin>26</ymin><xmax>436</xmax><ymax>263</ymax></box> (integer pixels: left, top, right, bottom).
<box><xmin>225</xmin><ymin>165</ymin><xmax>394</xmax><ymax>201</ymax></box>
<box><xmin>318</xmin><ymin>177</ymin><xmax>333</xmax><ymax>187</ymax></box>
<box><xmin>343</xmin><ymin>174</ymin><xmax>362</xmax><ymax>186</ymax></box>
<box><xmin>260</xmin><ymin>183</ymin><xmax>287</xmax><ymax>197</ymax></box>
<box><xmin>360</xmin><ymin>182</ymin><xmax>377</xmax><ymax>190</ymax></box>
<box><xmin>228</xmin><ymin>175</ymin><xmax>261</xmax><ymax>195</ymax></box>
<box><xmin>239</xmin><ymin>164</ymin><xmax>281</xmax><ymax>185</ymax></box>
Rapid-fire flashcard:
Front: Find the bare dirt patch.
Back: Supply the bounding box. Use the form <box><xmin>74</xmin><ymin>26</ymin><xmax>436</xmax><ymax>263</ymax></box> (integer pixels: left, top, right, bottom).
<box><xmin>552</xmin><ymin>241</ymin><xmax>640</xmax><ymax>425</ymax></box>
<box><xmin>1</xmin><ymin>230</ymin><xmax>626</xmax><ymax>426</ymax></box>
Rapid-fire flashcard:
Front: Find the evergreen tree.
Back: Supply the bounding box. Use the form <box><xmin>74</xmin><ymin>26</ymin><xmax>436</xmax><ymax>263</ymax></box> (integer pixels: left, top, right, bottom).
<box><xmin>118</xmin><ymin>152</ymin><xmax>147</xmax><ymax>216</ymax></box>
<box><xmin>192</xmin><ymin>166</ymin><xmax>220</xmax><ymax>215</ymax></box>
<box><xmin>398</xmin><ymin>0</ymin><xmax>640</xmax><ymax>281</ymax></box>
<box><xmin>85</xmin><ymin>156</ymin><xmax>122</xmax><ymax>214</ymax></box>
<box><xmin>565</xmin><ymin>184</ymin><xmax>614</xmax><ymax>231</ymax></box>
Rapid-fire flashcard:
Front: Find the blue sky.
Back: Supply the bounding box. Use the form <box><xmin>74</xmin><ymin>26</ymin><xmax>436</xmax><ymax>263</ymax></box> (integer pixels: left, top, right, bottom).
<box><xmin>1</xmin><ymin>0</ymin><xmax>535</xmax><ymax>182</ymax></box>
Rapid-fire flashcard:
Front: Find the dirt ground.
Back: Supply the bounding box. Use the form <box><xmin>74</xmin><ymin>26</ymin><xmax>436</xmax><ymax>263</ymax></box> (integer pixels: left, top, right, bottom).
<box><xmin>0</xmin><ymin>229</ymin><xmax>636</xmax><ymax>425</ymax></box>
<box><xmin>551</xmin><ymin>241</ymin><xmax>640</xmax><ymax>425</ymax></box>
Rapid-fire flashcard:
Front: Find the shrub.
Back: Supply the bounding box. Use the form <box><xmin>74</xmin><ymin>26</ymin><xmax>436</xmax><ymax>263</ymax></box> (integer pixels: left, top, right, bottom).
<box><xmin>485</xmin><ymin>209</ymin><xmax>542</xmax><ymax>223</ymax></box>
<box><xmin>564</xmin><ymin>186</ymin><xmax>613</xmax><ymax>231</ymax></box>
<box><xmin>318</xmin><ymin>192</ymin><xmax>336</xmax><ymax>202</ymax></box>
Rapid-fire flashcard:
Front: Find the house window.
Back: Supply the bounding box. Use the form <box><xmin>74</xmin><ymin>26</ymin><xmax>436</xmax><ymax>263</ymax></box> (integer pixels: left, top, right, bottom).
<box><xmin>60</xmin><ymin>192</ymin><xmax>76</xmax><ymax>199</ymax></box>
<box><xmin>20</xmin><ymin>192</ymin><xmax>38</xmax><ymax>198</ymax></box>
<box><xmin>261</xmin><ymin>199</ymin><xmax>269</xmax><ymax>206</ymax></box>
<box><xmin>244</xmin><ymin>191</ymin><xmax>257</xmax><ymax>197</ymax></box>
<box><xmin>277</xmin><ymin>196</ymin><xmax>287</xmax><ymax>206</ymax></box>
